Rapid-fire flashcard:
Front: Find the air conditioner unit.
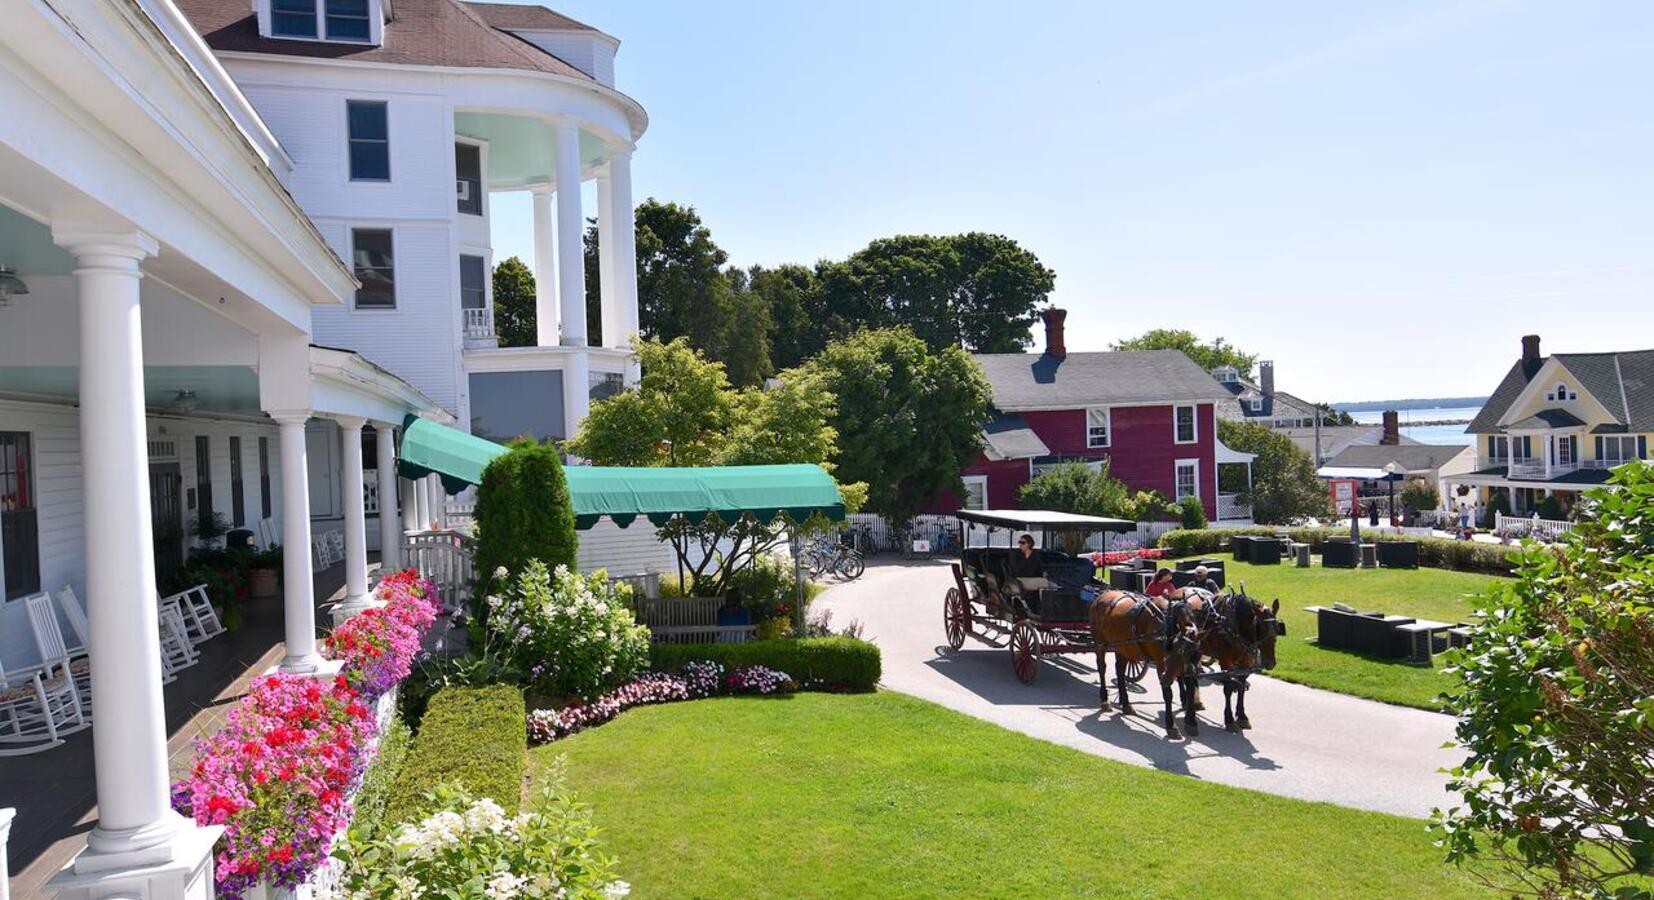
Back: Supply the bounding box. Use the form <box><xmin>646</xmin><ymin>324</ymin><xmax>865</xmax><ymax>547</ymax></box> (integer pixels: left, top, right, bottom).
<box><xmin>456</xmin><ymin>180</ymin><xmax>471</xmax><ymax>201</ymax></box>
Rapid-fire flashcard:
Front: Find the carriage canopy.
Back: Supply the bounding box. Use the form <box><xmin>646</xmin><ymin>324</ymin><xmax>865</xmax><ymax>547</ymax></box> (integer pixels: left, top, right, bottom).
<box><xmin>954</xmin><ymin>509</ymin><xmax>1137</xmax><ymax>534</ymax></box>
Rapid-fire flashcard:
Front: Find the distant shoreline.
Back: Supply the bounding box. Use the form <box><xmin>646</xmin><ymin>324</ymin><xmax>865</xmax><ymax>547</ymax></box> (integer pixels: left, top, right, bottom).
<box><xmin>1333</xmin><ymin>397</ymin><xmax>1486</xmax><ymax>412</ymax></box>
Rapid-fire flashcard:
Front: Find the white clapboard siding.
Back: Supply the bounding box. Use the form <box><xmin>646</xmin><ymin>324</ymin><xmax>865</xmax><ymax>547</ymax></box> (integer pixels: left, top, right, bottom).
<box><xmin>576</xmin><ymin>519</ymin><xmax>675</xmax><ymax>579</ymax></box>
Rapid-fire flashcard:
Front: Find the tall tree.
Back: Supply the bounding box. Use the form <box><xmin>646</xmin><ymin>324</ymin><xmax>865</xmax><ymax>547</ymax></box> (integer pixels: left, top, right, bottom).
<box><xmin>719</xmin><ymin>273</ymin><xmax>774</xmax><ymax>387</ymax></box>
<box><xmin>818</xmin><ymin>233</ymin><xmax>1054</xmax><ymax>353</ymax></box>
<box><xmin>1111</xmin><ymin>329</ymin><xmax>1258</xmax><ymax>378</ymax></box>
<box><xmin>633</xmin><ymin>199</ymin><xmax>731</xmax><ymax>356</ymax></box>
<box><xmin>747</xmin><ymin>264</ymin><xmax>826</xmax><ymax>371</ymax></box>
<box><xmin>804</xmin><ymin>327</ymin><xmax>991</xmax><ymax>527</ymax></box>
<box><xmin>491</xmin><ymin>256</ymin><xmax>537</xmax><ymax>348</ymax></box>
<box><xmin>1215</xmin><ymin>420</ymin><xmax>1333</xmax><ymax>524</ymax></box>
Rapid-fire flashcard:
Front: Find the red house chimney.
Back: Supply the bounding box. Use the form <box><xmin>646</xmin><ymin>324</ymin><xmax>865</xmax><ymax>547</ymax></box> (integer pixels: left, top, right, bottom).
<box><xmin>1041</xmin><ymin>307</ymin><xmax>1067</xmax><ymax>359</ymax></box>
<box><xmin>1521</xmin><ymin>334</ymin><xmax>1541</xmax><ymax>361</ymax></box>
<box><xmin>1380</xmin><ymin>410</ymin><xmax>1400</xmax><ymax>445</ymax></box>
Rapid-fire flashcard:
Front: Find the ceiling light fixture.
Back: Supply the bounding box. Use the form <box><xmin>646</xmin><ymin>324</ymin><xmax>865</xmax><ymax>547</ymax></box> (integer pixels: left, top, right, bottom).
<box><xmin>0</xmin><ymin>265</ymin><xmax>28</xmax><ymax>308</ymax></box>
<box><xmin>170</xmin><ymin>390</ymin><xmax>199</xmax><ymax>412</ymax></box>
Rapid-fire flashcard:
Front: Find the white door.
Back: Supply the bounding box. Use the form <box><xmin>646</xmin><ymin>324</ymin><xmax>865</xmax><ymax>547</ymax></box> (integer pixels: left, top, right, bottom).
<box><xmin>306</xmin><ymin>423</ymin><xmax>340</xmax><ymax>519</ymax></box>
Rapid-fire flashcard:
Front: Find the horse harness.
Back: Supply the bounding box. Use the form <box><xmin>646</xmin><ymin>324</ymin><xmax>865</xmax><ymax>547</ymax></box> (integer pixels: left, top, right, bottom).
<box><xmin>1097</xmin><ymin>591</ymin><xmax>1193</xmax><ymax>654</ymax></box>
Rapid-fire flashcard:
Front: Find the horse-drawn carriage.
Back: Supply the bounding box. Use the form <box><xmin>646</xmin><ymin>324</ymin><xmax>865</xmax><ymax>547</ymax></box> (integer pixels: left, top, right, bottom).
<box><xmin>942</xmin><ymin>508</ymin><xmax>1285</xmax><ymax>738</ymax></box>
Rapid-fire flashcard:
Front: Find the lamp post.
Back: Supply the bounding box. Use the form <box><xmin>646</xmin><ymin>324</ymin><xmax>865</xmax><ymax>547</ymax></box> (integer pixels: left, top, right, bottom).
<box><xmin>1384</xmin><ymin>462</ymin><xmax>1401</xmax><ymax>528</ymax></box>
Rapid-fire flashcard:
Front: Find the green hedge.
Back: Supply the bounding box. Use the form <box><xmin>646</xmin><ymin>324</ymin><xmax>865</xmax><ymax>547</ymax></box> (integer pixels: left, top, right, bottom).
<box><xmin>1156</xmin><ymin>527</ymin><xmax>1516</xmax><ymax>575</ymax></box>
<box><xmin>385</xmin><ymin>685</ymin><xmax>527</xmax><ymax>824</ymax></box>
<box><xmin>348</xmin><ymin>716</ymin><xmax>412</xmax><ymax>838</ymax></box>
<box><xmin>650</xmin><ymin>637</ymin><xmax>881</xmax><ymax>692</ymax></box>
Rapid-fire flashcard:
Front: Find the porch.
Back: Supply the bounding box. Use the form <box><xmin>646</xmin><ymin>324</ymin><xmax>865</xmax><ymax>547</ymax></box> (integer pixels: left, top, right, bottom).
<box><xmin>2</xmin><ymin>558</ymin><xmax>367</xmax><ymax>899</ymax></box>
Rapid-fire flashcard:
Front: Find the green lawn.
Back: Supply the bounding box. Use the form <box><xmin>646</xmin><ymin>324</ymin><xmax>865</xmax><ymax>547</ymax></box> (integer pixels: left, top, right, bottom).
<box><xmin>1192</xmin><ymin>558</ymin><xmax>1499</xmax><ymax>710</ymax></box>
<box><xmin>535</xmin><ymin>692</ymin><xmax>1493</xmax><ymax>900</ymax></box>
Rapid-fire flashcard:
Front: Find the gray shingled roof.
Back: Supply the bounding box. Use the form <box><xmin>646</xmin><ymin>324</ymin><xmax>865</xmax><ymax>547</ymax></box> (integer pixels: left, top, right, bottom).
<box><xmin>1507</xmin><ymin>409</ymin><xmax>1586</xmax><ymax>430</ymax></box>
<box><xmin>1466</xmin><ymin>349</ymin><xmax>1654</xmax><ymax>433</ymax></box>
<box><xmin>981</xmin><ymin>412</ymin><xmax>1050</xmax><ymax>460</ymax></box>
<box><xmin>1324</xmin><ymin>444</ymin><xmax>1472</xmax><ymax>474</ymax></box>
<box><xmin>973</xmin><ymin>350</ymin><xmax>1235</xmax><ymax>409</ymax></box>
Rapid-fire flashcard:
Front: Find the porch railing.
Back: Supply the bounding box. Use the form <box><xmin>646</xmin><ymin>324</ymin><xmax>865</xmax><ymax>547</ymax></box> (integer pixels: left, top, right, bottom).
<box><xmin>462</xmin><ymin>307</ymin><xmax>494</xmax><ymax>339</ymax></box>
<box><xmin>1216</xmin><ymin>493</ymin><xmax>1251</xmax><ymax>521</ymax></box>
<box><xmin>402</xmin><ymin>530</ymin><xmax>475</xmax><ymax>612</ymax></box>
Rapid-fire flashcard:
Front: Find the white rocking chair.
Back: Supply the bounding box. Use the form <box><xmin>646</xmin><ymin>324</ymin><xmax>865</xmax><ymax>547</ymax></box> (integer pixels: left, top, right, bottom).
<box><xmin>22</xmin><ymin>593</ymin><xmax>90</xmax><ymax>736</ymax></box>
<box><xmin>0</xmin><ymin>600</ymin><xmax>88</xmax><ymax>756</ymax></box>
<box><xmin>168</xmin><ymin>584</ymin><xmax>224</xmax><ymax>645</ymax></box>
<box><xmin>155</xmin><ymin>594</ymin><xmax>199</xmax><ymax>681</ymax></box>
<box><xmin>52</xmin><ymin>585</ymin><xmax>94</xmax><ymax>707</ymax></box>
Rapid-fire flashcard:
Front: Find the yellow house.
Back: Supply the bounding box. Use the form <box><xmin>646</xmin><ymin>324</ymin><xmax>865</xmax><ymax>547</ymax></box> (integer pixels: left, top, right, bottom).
<box><xmin>1460</xmin><ymin>335</ymin><xmax>1651</xmax><ymax>518</ymax></box>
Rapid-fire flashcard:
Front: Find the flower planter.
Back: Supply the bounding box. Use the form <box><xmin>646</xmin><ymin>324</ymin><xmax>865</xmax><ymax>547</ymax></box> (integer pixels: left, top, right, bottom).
<box><xmin>250</xmin><ymin>567</ymin><xmax>279</xmax><ymax>598</ymax></box>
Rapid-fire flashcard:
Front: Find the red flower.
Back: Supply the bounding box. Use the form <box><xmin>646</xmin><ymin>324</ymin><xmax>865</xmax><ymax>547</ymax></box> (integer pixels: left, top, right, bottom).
<box><xmin>267</xmin><ymin>845</ymin><xmax>293</xmax><ymax>865</ymax></box>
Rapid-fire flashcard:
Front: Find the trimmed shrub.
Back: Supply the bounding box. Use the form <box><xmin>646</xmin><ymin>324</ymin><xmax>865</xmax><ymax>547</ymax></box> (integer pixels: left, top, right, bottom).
<box><xmin>385</xmin><ymin>685</ymin><xmax>526</xmax><ymax>823</ymax></box>
<box><xmin>1156</xmin><ymin>527</ymin><xmax>1517</xmax><ymax>575</ymax></box>
<box><xmin>650</xmin><ymin>637</ymin><xmax>881</xmax><ymax>692</ymax></box>
<box><xmin>473</xmin><ymin>440</ymin><xmax>578</xmax><ymax>600</ymax></box>
<box><xmin>1176</xmin><ymin>494</ymin><xmax>1208</xmax><ymax>529</ymax></box>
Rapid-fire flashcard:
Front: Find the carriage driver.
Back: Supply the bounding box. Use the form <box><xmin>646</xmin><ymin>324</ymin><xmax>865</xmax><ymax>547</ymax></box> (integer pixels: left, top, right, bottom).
<box><xmin>1007</xmin><ymin>533</ymin><xmax>1050</xmax><ymax>596</ymax></box>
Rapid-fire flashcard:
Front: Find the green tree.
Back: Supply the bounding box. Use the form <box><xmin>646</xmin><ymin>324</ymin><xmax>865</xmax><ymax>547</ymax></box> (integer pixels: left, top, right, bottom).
<box><xmin>472</xmin><ymin>440</ymin><xmax>578</xmax><ymax>601</ymax></box>
<box><xmin>1018</xmin><ymin>461</ymin><xmax>1169</xmax><ymax>522</ymax></box>
<box><xmin>747</xmin><ymin>264</ymin><xmax>826</xmax><ymax>370</ymax></box>
<box><xmin>491</xmin><ymin>256</ymin><xmax>537</xmax><ymax>348</ymax></box>
<box><xmin>1216</xmin><ymin>419</ymin><xmax>1334</xmax><ymax>525</ymax></box>
<box><xmin>566</xmin><ymin>336</ymin><xmax>736</xmax><ymax>467</ymax></box>
<box><xmin>1434</xmin><ymin>462</ymin><xmax>1654</xmax><ymax>898</ymax></box>
<box><xmin>633</xmin><ymin>199</ymin><xmax>732</xmax><ymax>358</ymax></box>
<box><xmin>817</xmin><ymin>233</ymin><xmax>1055</xmax><ymax>353</ymax></box>
<box><xmin>1111</xmin><ymin>329</ymin><xmax>1258</xmax><ymax>379</ymax></box>
<box><xmin>718</xmin><ymin>271</ymin><xmax>774</xmax><ymax>387</ymax></box>
<box><xmin>805</xmin><ymin>327</ymin><xmax>991</xmax><ymax>528</ymax></box>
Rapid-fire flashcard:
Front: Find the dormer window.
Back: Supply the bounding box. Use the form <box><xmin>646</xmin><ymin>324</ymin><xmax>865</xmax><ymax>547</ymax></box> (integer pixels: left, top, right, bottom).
<box><xmin>268</xmin><ymin>0</ymin><xmax>378</xmax><ymax>43</ymax></box>
<box><xmin>1248</xmin><ymin>397</ymin><xmax>1263</xmax><ymax>412</ymax></box>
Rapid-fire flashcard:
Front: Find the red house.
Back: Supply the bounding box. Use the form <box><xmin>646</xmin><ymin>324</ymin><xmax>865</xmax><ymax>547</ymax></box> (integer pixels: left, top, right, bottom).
<box><xmin>932</xmin><ymin>309</ymin><xmax>1255</xmax><ymax>523</ymax></box>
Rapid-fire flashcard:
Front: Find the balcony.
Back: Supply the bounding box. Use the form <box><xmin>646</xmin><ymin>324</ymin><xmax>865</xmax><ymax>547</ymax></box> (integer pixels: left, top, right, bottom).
<box><xmin>463</xmin><ymin>307</ymin><xmax>497</xmax><ymax>349</ymax></box>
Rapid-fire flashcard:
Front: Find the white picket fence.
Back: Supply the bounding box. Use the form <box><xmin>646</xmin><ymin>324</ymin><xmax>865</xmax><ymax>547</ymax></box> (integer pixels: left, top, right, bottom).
<box><xmin>842</xmin><ymin>513</ymin><xmax>1180</xmax><ymax>553</ymax></box>
<box><xmin>1495</xmin><ymin>511</ymin><xmax>1575</xmax><ymax>541</ymax></box>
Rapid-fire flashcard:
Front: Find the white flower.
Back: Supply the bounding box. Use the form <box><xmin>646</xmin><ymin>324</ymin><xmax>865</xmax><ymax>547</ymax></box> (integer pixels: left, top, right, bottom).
<box><xmin>603</xmin><ymin>881</ymin><xmax>632</xmax><ymax>899</ymax></box>
<box><xmin>486</xmin><ymin>872</ymin><xmax>526</xmax><ymax>899</ymax></box>
<box><xmin>463</xmin><ymin>797</ymin><xmax>510</xmax><ymax>835</ymax></box>
<box><xmin>495</xmin><ymin>566</ymin><xmax>510</xmax><ymax>579</ymax></box>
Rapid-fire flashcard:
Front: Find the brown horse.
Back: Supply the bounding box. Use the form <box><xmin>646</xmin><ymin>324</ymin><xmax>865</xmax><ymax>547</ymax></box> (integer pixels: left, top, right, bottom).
<box><xmin>1185</xmin><ymin>587</ymin><xmax>1283</xmax><ymax>732</ymax></box>
<box><xmin>1088</xmin><ymin>589</ymin><xmax>1205</xmax><ymax>739</ymax></box>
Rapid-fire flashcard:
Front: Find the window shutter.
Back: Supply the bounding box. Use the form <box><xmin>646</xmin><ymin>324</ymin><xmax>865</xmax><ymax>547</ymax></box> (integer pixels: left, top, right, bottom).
<box><xmin>1639</xmin><ymin>436</ymin><xmax>1648</xmax><ymax>459</ymax></box>
<box><xmin>1595</xmin><ymin>436</ymin><xmax>1603</xmax><ymax>459</ymax></box>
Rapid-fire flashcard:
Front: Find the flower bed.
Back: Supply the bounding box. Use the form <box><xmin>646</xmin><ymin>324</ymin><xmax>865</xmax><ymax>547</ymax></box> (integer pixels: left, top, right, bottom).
<box><xmin>173</xmin><ymin>570</ymin><xmax>437</xmax><ymax>898</ymax></box>
<box><xmin>1088</xmin><ymin>548</ymin><xmax>1168</xmax><ymax>566</ymax></box>
<box><xmin>528</xmin><ymin>661</ymin><xmax>798</xmax><ymax>745</ymax></box>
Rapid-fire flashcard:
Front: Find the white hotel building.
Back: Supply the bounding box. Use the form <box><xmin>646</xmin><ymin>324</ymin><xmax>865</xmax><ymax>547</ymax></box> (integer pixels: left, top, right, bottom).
<box><xmin>0</xmin><ymin>0</ymin><xmax>644</xmax><ymax>894</ymax></box>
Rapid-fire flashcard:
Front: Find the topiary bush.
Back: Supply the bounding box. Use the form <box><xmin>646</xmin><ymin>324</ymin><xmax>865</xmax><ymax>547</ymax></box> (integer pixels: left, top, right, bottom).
<box><xmin>649</xmin><ymin>637</ymin><xmax>881</xmax><ymax>692</ymax></box>
<box><xmin>384</xmin><ymin>685</ymin><xmax>526</xmax><ymax>824</ymax></box>
<box><xmin>472</xmin><ymin>440</ymin><xmax>578</xmax><ymax>600</ymax></box>
<box><xmin>1176</xmin><ymin>494</ymin><xmax>1208</xmax><ymax>529</ymax></box>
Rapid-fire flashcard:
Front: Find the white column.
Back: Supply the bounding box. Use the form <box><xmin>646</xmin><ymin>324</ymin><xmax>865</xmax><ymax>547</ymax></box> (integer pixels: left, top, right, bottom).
<box><xmin>427</xmin><ymin>474</ymin><xmax>445</xmax><ymax>530</ymax></box>
<box><xmin>271</xmin><ymin>412</ymin><xmax>323</xmax><ymax>673</ymax></box>
<box><xmin>595</xmin><ymin>167</ymin><xmax>620</xmax><ymax>348</ymax></box>
<box><xmin>562</xmin><ymin>353</ymin><xmax>591</xmax><ymax>442</ymax></box>
<box><xmin>554</xmin><ymin>120</ymin><xmax>587</xmax><ymax>347</ymax></box>
<box><xmin>531</xmin><ymin>185</ymin><xmax>559</xmax><ymax>348</ymax></box>
<box><xmin>50</xmin><ymin>225</ymin><xmax>220</xmax><ymax>896</ymax></box>
<box><xmin>607</xmin><ymin>144</ymin><xmax>641</xmax><ymax>384</ymax></box>
<box><xmin>401</xmin><ymin>477</ymin><xmax>419</xmax><ymax>535</ymax></box>
<box><xmin>377</xmin><ymin>424</ymin><xmax>401</xmax><ymax>569</ymax></box>
<box><xmin>336</xmin><ymin>416</ymin><xmax>369</xmax><ymax>614</ymax></box>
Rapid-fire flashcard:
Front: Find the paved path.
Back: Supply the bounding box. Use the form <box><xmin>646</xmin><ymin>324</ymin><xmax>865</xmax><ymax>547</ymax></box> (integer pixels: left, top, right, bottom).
<box><xmin>817</xmin><ymin>559</ymin><xmax>1462</xmax><ymax>819</ymax></box>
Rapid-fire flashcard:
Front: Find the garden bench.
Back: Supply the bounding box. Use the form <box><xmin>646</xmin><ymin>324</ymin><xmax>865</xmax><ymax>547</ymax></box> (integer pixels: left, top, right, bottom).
<box><xmin>634</xmin><ymin>597</ymin><xmax>756</xmax><ymax>645</ymax></box>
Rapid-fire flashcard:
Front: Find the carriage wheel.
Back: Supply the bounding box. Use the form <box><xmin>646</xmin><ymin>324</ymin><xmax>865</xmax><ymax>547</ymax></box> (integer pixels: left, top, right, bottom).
<box><xmin>943</xmin><ymin>587</ymin><xmax>969</xmax><ymax>650</ymax></box>
<box><xmin>1121</xmin><ymin>658</ymin><xmax>1149</xmax><ymax>684</ymax></box>
<box><xmin>1010</xmin><ymin>620</ymin><xmax>1042</xmax><ymax>684</ymax></box>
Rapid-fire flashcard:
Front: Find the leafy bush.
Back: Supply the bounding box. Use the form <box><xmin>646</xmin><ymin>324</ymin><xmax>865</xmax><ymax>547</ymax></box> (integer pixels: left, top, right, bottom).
<box><xmin>650</xmin><ymin>637</ymin><xmax>880</xmax><ymax>692</ymax></box>
<box><xmin>1399</xmin><ymin>479</ymin><xmax>1439</xmax><ymax>513</ymax></box>
<box><xmin>1176</xmin><ymin>495</ymin><xmax>1208</xmax><ymax>529</ymax></box>
<box><xmin>1485</xmin><ymin>488</ymin><xmax>1511</xmax><ymax>527</ymax></box>
<box><xmin>484</xmin><ymin>561</ymin><xmax>651</xmax><ymax>701</ymax></box>
<box><xmin>326</xmin><ymin>776</ymin><xmax>627</xmax><ymax>900</ymax></box>
<box><xmin>1156</xmin><ymin>528</ymin><xmax>1517</xmax><ymax>575</ymax></box>
<box><xmin>347</xmin><ymin>716</ymin><xmax>412</xmax><ymax>840</ymax></box>
<box><xmin>1018</xmin><ymin>461</ymin><xmax>1168</xmax><ymax>521</ymax></box>
<box><xmin>1535</xmin><ymin>494</ymin><xmax>1565</xmax><ymax>521</ymax></box>
<box><xmin>473</xmin><ymin>440</ymin><xmax>578</xmax><ymax>600</ymax></box>
<box><xmin>1434</xmin><ymin>461</ymin><xmax>1654</xmax><ymax>897</ymax></box>
<box><xmin>385</xmin><ymin>685</ymin><xmax>526</xmax><ymax>823</ymax></box>
<box><xmin>724</xmin><ymin>553</ymin><xmax>799</xmax><ymax>622</ymax></box>
<box><xmin>1216</xmin><ymin>419</ymin><xmax>1334</xmax><ymax>524</ymax></box>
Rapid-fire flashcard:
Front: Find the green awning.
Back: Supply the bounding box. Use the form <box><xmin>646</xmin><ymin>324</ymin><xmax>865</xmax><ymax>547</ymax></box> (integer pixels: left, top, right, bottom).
<box><xmin>396</xmin><ymin>416</ymin><xmax>845</xmax><ymax>530</ymax></box>
<box><xmin>564</xmin><ymin>464</ymin><xmax>845</xmax><ymax>530</ymax></box>
<box><xmin>397</xmin><ymin>414</ymin><xmax>506</xmax><ymax>494</ymax></box>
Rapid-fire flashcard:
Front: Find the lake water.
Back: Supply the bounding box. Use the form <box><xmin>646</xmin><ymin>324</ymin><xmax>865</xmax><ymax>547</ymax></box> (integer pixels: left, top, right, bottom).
<box><xmin>1347</xmin><ymin>406</ymin><xmax>1481</xmax><ymax>446</ymax></box>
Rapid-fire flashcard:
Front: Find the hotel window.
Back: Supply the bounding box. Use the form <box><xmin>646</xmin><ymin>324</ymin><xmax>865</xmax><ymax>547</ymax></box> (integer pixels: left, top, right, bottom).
<box><xmin>1</xmin><ymin>432</ymin><xmax>40</xmax><ymax>599</ymax></box>
<box><xmin>1085</xmin><ymin>408</ymin><xmax>1110</xmax><ymax>448</ymax></box>
<box><xmin>271</xmin><ymin>0</ymin><xmax>319</xmax><ymax>38</ymax></box>
<box><xmin>1597</xmin><ymin>435</ymin><xmax>1642</xmax><ymax>464</ymax></box>
<box><xmin>1173</xmin><ymin>405</ymin><xmax>1197</xmax><ymax>444</ymax></box>
<box><xmin>352</xmin><ymin>229</ymin><xmax>395</xmax><ymax>309</ymax></box>
<box><xmin>258</xmin><ymin>437</ymin><xmax>272</xmax><ymax>519</ymax></box>
<box><xmin>229</xmin><ymin>436</ymin><xmax>245</xmax><ymax>527</ymax></box>
<box><xmin>962</xmin><ymin>476</ymin><xmax>988</xmax><ymax>511</ymax></box>
<box><xmin>347</xmin><ymin>101</ymin><xmax>389</xmax><ymax>181</ymax></box>
<box><xmin>1557</xmin><ymin>435</ymin><xmax>1577</xmax><ymax>466</ymax></box>
<box><xmin>456</xmin><ymin>144</ymin><xmax>483</xmax><ymax>215</ymax></box>
<box><xmin>1174</xmin><ymin>460</ymin><xmax>1199</xmax><ymax>502</ymax></box>
<box><xmin>460</xmin><ymin>255</ymin><xmax>487</xmax><ymax>310</ymax></box>
<box><xmin>194</xmin><ymin>436</ymin><xmax>214</xmax><ymax>532</ymax></box>
<box><xmin>325</xmin><ymin>0</ymin><xmax>371</xmax><ymax>41</ymax></box>
<box><xmin>1487</xmin><ymin>435</ymin><xmax>1509</xmax><ymax>461</ymax></box>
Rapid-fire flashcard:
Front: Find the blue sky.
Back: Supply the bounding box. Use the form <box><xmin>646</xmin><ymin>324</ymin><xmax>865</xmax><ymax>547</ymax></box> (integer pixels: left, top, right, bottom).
<box><xmin>490</xmin><ymin>0</ymin><xmax>1654</xmax><ymax>403</ymax></box>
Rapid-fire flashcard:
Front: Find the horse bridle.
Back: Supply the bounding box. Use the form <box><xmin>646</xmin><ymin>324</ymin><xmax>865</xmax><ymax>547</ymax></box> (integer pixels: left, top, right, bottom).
<box><xmin>1199</xmin><ymin>591</ymin><xmax>1274</xmax><ymax>665</ymax></box>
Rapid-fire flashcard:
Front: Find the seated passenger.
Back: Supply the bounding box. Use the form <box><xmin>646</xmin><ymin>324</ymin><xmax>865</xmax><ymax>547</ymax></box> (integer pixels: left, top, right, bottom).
<box><xmin>1007</xmin><ymin>533</ymin><xmax>1049</xmax><ymax>596</ymax></box>
<box><xmin>1143</xmin><ymin>568</ymin><xmax>1176</xmax><ymax>597</ymax></box>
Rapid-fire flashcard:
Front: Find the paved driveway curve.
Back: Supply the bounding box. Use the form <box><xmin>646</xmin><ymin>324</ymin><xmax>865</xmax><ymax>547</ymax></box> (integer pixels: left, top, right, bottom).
<box><xmin>816</xmin><ymin>559</ymin><xmax>1462</xmax><ymax>819</ymax></box>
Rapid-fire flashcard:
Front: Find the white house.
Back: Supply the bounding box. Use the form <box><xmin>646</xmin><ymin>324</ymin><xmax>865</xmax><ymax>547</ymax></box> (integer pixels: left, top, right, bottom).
<box><xmin>0</xmin><ymin>0</ymin><xmax>646</xmax><ymax>895</ymax></box>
